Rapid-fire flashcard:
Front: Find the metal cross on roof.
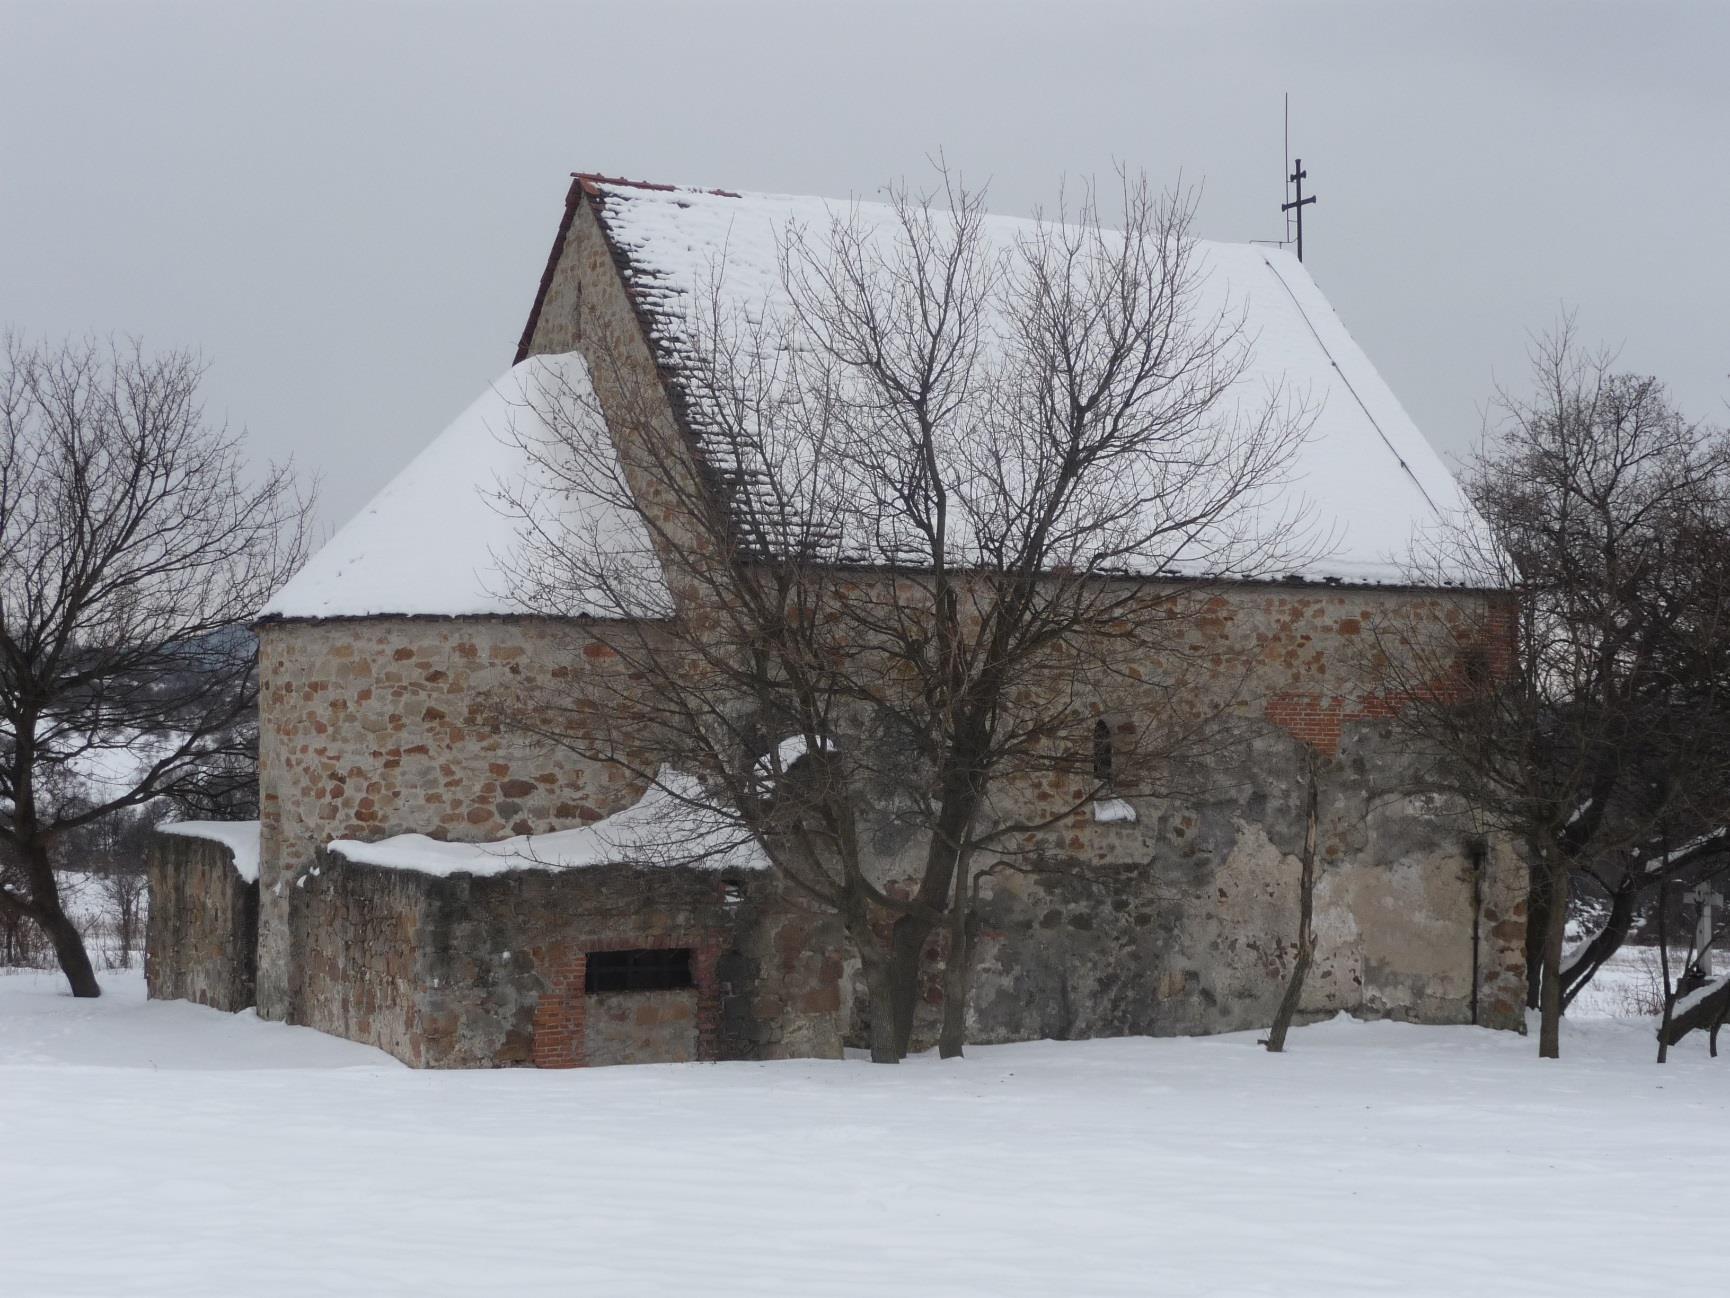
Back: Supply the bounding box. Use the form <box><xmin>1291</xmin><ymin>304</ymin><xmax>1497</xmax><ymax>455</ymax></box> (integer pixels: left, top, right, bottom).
<box><xmin>1282</xmin><ymin>158</ymin><xmax>1317</xmax><ymax>263</ymax></box>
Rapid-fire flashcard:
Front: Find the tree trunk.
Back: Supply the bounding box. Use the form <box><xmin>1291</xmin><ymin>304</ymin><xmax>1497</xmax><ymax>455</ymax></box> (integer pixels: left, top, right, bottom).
<box><xmin>37</xmin><ymin>896</ymin><xmax>101</xmax><ymax>998</ymax></box>
<box><xmin>887</xmin><ymin>914</ymin><xmax>934</xmax><ymax>1057</ymax></box>
<box><xmin>889</xmin><ymin>765</ymin><xmax>985</xmax><ymax>1058</ymax></box>
<box><xmin>1656</xmin><ymin>877</ymin><xmax>1674</xmax><ymax>1065</ymax></box>
<box><xmin>20</xmin><ymin>839</ymin><xmax>101</xmax><ymax>997</ymax></box>
<box><xmin>1538</xmin><ymin>854</ymin><xmax>1568</xmax><ymax>1058</ymax></box>
<box><xmin>938</xmin><ymin>861</ymin><xmax>973</xmax><ymax>1060</ymax></box>
<box><xmin>854</xmin><ymin>930</ymin><xmax>902</xmax><ymax>1064</ymax></box>
<box><xmin>1525</xmin><ymin>858</ymin><xmax>1551</xmax><ymax>1011</ymax></box>
<box><xmin>1266</xmin><ymin>751</ymin><xmax>1320</xmax><ymax>1053</ymax></box>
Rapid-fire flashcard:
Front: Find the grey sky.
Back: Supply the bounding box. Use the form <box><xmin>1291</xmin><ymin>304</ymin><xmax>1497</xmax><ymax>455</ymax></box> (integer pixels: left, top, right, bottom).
<box><xmin>5</xmin><ymin>0</ymin><xmax>1726</xmax><ymax>532</ymax></box>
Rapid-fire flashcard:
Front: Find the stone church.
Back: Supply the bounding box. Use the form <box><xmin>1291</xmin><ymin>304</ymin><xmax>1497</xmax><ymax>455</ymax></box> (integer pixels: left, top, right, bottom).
<box><xmin>147</xmin><ymin>173</ymin><xmax>1528</xmax><ymax>1067</ymax></box>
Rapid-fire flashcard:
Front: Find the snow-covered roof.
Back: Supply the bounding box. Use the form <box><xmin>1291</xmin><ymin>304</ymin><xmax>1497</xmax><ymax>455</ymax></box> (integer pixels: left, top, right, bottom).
<box><xmin>327</xmin><ymin>769</ymin><xmax>764</xmax><ymax>878</ymax></box>
<box><xmin>549</xmin><ymin>175</ymin><xmax>1491</xmax><ymax>588</ymax></box>
<box><xmin>261</xmin><ymin>352</ymin><xmax>668</xmax><ymax>621</ymax></box>
<box><xmin>158</xmin><ymin>820</ymin><xmax>261</xmax><ymax>883</ymax></box>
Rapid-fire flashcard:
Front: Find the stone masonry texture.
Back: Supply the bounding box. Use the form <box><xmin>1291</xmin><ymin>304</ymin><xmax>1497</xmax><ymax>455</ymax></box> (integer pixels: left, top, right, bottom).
<box><xmin>286</xmin><ymin>851</ymin><xmax>841</xmax><ymax>1068</ymax></box>
<box><xmin>245</xmin><ymin>585</ymin><xmax>1526</xmax><ymax>1068</ymax></box>
<box><xmin>254</xmin><ymin>615</ymin><xmax>648</xmax><ymax>1022</ymax></box>
<box><xmin>146</xmin><ymin>834</ymin><xmax>258</xmax><ymax>1012</ymax></box>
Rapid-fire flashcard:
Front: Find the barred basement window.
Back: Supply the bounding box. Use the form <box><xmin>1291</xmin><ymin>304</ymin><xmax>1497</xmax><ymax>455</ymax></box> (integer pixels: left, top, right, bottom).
<box><xmin>584</xmin><ymin>947</ymin><xmax>694</xmax><ymax>994</ymax></box>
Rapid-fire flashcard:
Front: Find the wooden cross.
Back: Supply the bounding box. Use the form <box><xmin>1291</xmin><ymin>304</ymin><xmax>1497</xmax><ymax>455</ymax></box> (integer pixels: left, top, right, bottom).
<box><xmin>1282</xmin><ymin>158</ymin><xmax>1317</xmax><ymax>262</ymax></box>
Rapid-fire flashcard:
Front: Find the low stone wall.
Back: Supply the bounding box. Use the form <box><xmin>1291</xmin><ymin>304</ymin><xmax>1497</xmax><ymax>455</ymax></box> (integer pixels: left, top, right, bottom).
<box><xmin>145</xmin><ymin>836</ymin><xmax>258</xmax><ymax>1012</ymax></box>
<box><xmin>285</xmin><ymin>854</ymin><xmax>843</xmax><ymax>1068</ymax></box>
<box><xmin>286</xmin><ymin>853</ymin><xmax>430</xmax><ymax>1061</ymax></box>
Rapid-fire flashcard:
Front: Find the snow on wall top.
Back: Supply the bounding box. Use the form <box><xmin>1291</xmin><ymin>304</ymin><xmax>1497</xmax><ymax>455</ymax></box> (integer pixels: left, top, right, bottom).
<box><xmin>327</xmin><ymin>769</ymin><xmax>765</xmax><ymax>878</ymax></box>
<box><xmin>261</xmin><ymin>352</ymin><xmax>668</xmax><ymax>621</ymax></box>
<box><xmin>579</xmin><ymin>177</ymin><xmax>1491</xmax><ymax>587</ymax></box>
<box><xmin>158</xmin><ymin>820</ymin><xmax>262</xmax><ymax>883</ymax></box>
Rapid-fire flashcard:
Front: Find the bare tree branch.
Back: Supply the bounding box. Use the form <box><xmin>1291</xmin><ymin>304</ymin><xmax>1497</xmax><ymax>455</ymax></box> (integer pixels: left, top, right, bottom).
<box><xmin>495</xmin><ymin>168</ymin><xmax>1314</xmax><ymax>1061</ymax></box>
<box><xmin>0</xmin><ymin>334</ymin><xmax>313</xmax><ymax>995</ymax></box>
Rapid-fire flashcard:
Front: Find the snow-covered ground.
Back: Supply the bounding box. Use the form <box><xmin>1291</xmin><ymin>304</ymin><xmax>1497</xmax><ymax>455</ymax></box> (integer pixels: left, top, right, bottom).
<box><xmin>3</xmin><ymin>969</ymin><xmax>1725</xmax><ymax>1297</ymax></box>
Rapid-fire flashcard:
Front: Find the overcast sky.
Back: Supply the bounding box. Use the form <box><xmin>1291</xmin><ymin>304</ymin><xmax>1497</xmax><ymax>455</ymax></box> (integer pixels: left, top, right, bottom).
<box><xmin>4</xmin><ymin>0</ymin><xmax>1726</xmax><ymax>532</ymax></box>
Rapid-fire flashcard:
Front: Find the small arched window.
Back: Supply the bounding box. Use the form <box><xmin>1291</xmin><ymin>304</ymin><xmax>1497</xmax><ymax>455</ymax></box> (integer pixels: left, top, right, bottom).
<box><xmin>1092</xmin><ymin>717</ymin><xmax>1115</xmax><ymax>787</ymax></box>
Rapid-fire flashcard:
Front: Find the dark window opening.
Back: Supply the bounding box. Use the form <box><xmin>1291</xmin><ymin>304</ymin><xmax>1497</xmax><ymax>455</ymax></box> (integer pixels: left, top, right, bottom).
<box><xmin>585</xmin><ymin>947</ymin><xmax>694</xmax><ymax>994</ymax></box>
<box><xmin>1461</xmin><ymin>645</ymin><xmax>1491</xmax><ymax>687</ymax></box>
<box><xmin>1092</xmin><ymin>718</ymin><xmax>1115</xmax><ymax>785</ymax></box>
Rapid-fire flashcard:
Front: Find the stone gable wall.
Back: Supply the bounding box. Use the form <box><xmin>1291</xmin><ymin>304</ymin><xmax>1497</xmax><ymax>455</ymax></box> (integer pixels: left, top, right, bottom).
<box><xmin>522</xmin><ymin>193</ymin><xmax>713</xmax><ymax>569</ymax></box>
<box><xmin>146</xmin><ymin>835</ymin><xmax>258</xmax><ymax>1012</ymax></box>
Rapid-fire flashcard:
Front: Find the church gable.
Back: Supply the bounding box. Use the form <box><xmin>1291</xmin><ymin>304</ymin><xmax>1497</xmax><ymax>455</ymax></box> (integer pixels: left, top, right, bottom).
<box><xmin>522</xmin><ymin>172</ymin><xmax>1492</xmax><ymax>590</ymax></box>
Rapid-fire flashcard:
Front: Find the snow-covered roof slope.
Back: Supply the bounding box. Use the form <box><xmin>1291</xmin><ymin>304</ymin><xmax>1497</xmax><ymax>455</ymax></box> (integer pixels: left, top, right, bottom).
<box><xmin>158</xmin><ymin>821</ymin><xmax>261</xmax><ymax>883</ymax></box>
<box><xmin>569</xmin><ymin>177</ymin><xmax>1490</xmax><ymax>587</ymax></box>
<box><xmin>261</xmin><ymin>352</ymin><xmax>668</xmax><ymax>620</ymax></box>
<box><xmin>327</xmin><ymin>769</ymin><xmax>764</xmax><ymax>878</ymax></box>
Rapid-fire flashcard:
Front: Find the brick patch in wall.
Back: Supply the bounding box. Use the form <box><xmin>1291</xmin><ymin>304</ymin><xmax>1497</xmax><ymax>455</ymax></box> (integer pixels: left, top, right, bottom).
<box><xmin>1264</xmin><ymin>598</ymin><xmax>1518</xmax><ymax>756</ymax></box>
<box><xmin>530</xmin><ymin>945</ymin><xmax>586</xmax><ymax>1069</ymax></box>
<box><xmin>531</xmin><ymin>932</ymin><xmax>724</xmax><ymax>1068</ymax></box>
<box><xmin>1264</xmin><ymin>692</ymin><xmax>1397</xmax><ymax>757</ymax></box>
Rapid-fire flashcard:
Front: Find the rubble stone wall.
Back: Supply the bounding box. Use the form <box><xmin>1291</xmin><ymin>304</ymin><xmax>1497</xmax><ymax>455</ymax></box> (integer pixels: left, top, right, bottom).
<box><xmin>145</xmin><ymin>835</ymin><xmax>258</xmax><ymax>1012</ymax></box>
<box><xmin>253</xmin><ymin>584</ymin><xmax>1525</xmax><ymax>1062</ymax></box>
<box><xmin>910</xmin><ymin>716</ymin><xmax>1526</xmax><ymax>1051</ymax></box>
<box><xmin>1034</xmin><ymin>587</ymin><xmax>1529</xmax><ymax>1035</ymax></box>
<box><xmin>255</xmin><ymin>615</ymin><xmax>653</xmax><ymax>1021</ymax></box>
<box><xmin>826</xmin><ymin>585</ymin><xmax>1527</xmax><ymax>1047</ymax></box>
<box><xmin>285</xmin><ymin>851</ymin><xmax>843</xmax><ymax>1068</ymax></box>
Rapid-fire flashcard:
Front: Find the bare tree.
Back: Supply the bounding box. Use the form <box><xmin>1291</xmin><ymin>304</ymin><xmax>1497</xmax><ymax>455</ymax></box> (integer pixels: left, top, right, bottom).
<box><xmin>1380</xmin><ymin>322</ymin><xmax>1730</xmax><ymax>1058</ymax></box>
<box><xmin>1264</xmin><ymin>746</ymin><xmax>1321</xmax><ymax>1053</ymax></box>
<box><xmin>0</xmin><ymin>336</ymin><xmax>312</xmax><ymax>996</ymax></box>
<box><xmin>500</xmin><ymin>170</ymin><xmax>1311</xmax><ymax>1062</ymax></box>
